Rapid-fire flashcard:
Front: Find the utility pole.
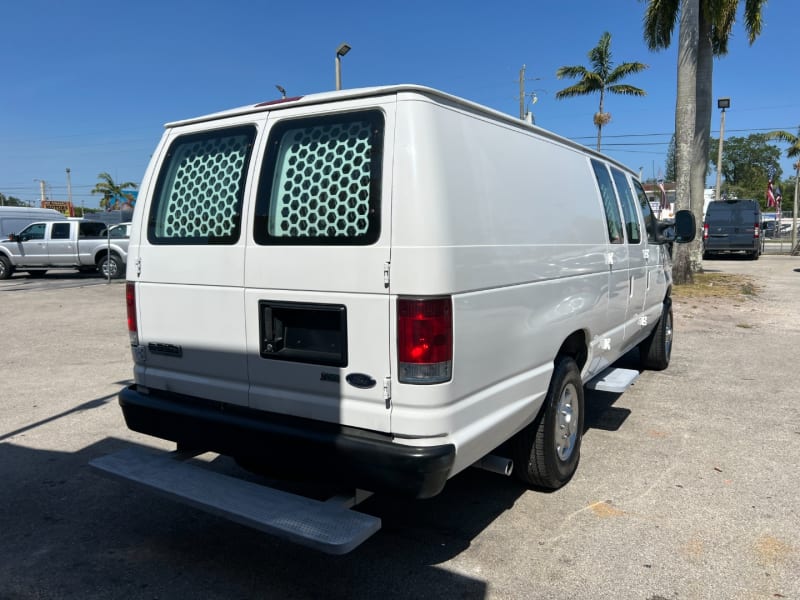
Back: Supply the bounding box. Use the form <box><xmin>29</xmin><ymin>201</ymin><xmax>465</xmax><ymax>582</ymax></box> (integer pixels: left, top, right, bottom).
<box><xmin>518</xmin><ymin>65</ymin><xmax>542</xmax><ymax>123</ymax></box>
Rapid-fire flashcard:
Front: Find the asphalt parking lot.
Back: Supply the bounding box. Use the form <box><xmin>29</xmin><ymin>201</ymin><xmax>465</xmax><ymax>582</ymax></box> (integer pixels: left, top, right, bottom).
<box><xmin>1</xmin><ymin>256</ymin><xmax>798</xmax><ymax>600</ymax></box>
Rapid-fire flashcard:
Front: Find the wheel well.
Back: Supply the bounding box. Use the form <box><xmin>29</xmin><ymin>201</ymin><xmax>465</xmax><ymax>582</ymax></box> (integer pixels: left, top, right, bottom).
<box><xmin>555</xmin><ymin>330</ymin><xmax>588</xmax><ymax>371</ymax></box>
<box><xmin>95</xmin><ymin>250</ymin><xmax>120</xmax><ymax>265</ymax></box>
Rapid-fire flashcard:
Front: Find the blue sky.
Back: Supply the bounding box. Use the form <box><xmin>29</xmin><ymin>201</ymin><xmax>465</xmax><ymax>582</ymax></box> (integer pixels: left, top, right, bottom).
<box><xmin>2</xmin><ymin>0</ymin><xmax>798</xmax><ymax>209</ymax></box>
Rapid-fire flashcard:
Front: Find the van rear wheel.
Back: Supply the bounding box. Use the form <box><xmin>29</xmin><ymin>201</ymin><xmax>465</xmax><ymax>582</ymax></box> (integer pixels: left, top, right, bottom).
<box><xmin>513</xmin><ymin>356</ymin><xmax>584</xmax><ymax>490</ymax></box>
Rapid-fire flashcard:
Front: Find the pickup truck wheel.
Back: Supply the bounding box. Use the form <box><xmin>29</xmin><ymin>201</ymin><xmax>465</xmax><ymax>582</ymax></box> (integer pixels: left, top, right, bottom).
<box><xmin>639</xmin><ymin>300</ymin><xmax>672</xmax><ymax>371</ymax></box>
<box><xmin>513</xmin><ymin>356</ymin><xmax>584</xmax><ymax>490</ymax></box>
<box><xmin>99</xmin><ymin>255</ymin><xmax>123</xmax><ymax>279</ymax></box>
<box><xmin>0</xmin><ymin>256</ymin><xmax>12</xmax><ymax>280</ymax></box>
<box><xmin>27</xmin><ymin>270</ymin><xmax>47</xmax><ymax>278</ymax></box>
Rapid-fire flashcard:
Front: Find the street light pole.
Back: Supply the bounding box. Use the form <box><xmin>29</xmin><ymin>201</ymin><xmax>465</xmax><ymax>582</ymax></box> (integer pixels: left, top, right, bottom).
<box><xmin>714</xmin><ymin>98</ymin><xmax>730</xmax><ymax>202</ymax></box>
<box><xmin>335</xmin><ymin>42</ymin><xmax>351</xmax><ymax>91</ymax></box>
<box><xmin>66</xmin><ymin>168</ymin><xmax>75</xmax><ymax>214</ymax></box>
<box><xmin>792</xmin><ymin>161</ymin><xmax>799</xmax><ymax>251</ymax></box>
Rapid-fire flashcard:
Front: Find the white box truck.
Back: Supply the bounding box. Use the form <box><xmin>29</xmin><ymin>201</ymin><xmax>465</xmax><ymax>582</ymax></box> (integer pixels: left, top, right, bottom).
<box><xmin>92</xmin><ymin>85</ymin><xmax>695</xmax><ymax>553</ymax></box>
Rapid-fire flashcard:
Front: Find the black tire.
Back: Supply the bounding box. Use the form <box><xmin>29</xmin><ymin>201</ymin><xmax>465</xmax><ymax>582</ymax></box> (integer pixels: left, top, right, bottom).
<box><xmin>27</xmin><ymin>270</ymin><xmax>47</xmax><ymax>278</ymax></box>
<box><xmin>513</xmin><ymin>356</ymin><xmax>584</xmax><ymax>490</ymax></box>
<box><xmin>639</xmin><ymin>299</ymin><xmax>673</xmax><ymax>371</ymax></box>
<box><xmin>99</xmin><ymin>254</ymin><xmax>123</xmax><ymax>279</ymax></box>
<box><xmin>0</xmin><ymin>256</ymin><xmax>13</xmax><ymax>280</ymax></box>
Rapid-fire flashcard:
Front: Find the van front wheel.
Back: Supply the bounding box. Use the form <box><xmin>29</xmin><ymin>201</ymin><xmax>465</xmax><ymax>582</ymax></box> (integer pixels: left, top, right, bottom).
<box><xmin>639</xmin><ymin>300</ymin><xmax>672</xmax><ymax>371</ymax></box>
<box><xmin>513</xmin><ymin>357</ymin><xmax>584</xmax><ymax>490</ymax></box>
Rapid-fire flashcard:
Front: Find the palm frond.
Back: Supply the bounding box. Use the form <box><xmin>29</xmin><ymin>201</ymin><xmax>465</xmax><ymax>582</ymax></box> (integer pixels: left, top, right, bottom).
<box><xmin>642</xmin><ymin>0</ymin><xmax>680</xmax><ymax>50</ymax></box>
<box><xmin>607</xmin><ymin>61</ymin><xmax>649</xmax><ymax>83</ymax></box>
<box><xmin>743</xmin><ymin>0</ymin><xmax>765</xmax><ymax>43</ymax></box>
<box><xmin>765</xmin><ymin>130</ymin><xmax>800</xmax><ymax>158</ymax></box>
<box><xmin>607</xmin><ymin>84</ymin><xmax>647</xmax><ymax>97</ymax></box>
<box><xmin>589</xmin><ymin>32</ymin><xmax>613</xmax><ymax>77</ymax></box>
<box><xmin>709</xmin><ymin>0</ymin><xmax>737</xmax><ymax>55</ymax></box>
<box><xmin>556</xmin><ymin>65</ymin><xmax>590</xmax><ymax>80</ymax></box>
<box><xmin>554</xmin><ymin>77</ymin><xmax>603</xmax><ymax>99</ymax></box>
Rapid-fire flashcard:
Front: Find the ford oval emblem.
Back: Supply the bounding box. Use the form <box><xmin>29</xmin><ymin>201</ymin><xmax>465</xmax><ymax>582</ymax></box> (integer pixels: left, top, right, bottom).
<box><xmin>346</xmin><ymin>373</ymin><xmax>377</xmax><ymax>389</ymax></box>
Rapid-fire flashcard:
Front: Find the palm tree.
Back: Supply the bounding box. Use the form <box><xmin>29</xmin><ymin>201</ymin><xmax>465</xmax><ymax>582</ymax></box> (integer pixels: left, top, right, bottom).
<box><xmin>643</xmin><ymin>0</ymin><xmax>767</xmax><ymax>281</ymax></box>
<box><xmin>91</xmin><ymin>172</ymin><xmax>138</xmax><ymax>209</ymax></box>
<box><xmin>765</xmin><ymin>128</ymin><xmax>800</xmax><ymax>249</ymax></box>
<box><xmin>555</xmin><ymin>31</ymin><xmax>648</xmax><ymax>151</ymax></box>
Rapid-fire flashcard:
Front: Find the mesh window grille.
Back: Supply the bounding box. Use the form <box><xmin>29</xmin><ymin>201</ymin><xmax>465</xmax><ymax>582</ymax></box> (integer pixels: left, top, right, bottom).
<box><xmin>267</xmin><ymin>117</ymin><xmax>376</xmax><ymax>239</ymax></box>
<box><xmin>152</xmin><ymin>128</ymin><xmax>254</xmax><ymax>242</ymax></box>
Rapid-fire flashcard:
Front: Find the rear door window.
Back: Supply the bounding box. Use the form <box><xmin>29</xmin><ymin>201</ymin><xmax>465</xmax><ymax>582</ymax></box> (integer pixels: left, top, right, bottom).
<box><xmin>148</xmin><ymin>126</ymin><xmax>257</xmax><ymax>245</ymax></box>
<box><xmin>51</xmin><ymin>223</ymin><xmax>71</xmax><ymax>240</ymax></box>
<box><xmin>254</xmin><ymin>110</ymin><xmax>384</xmax><ymax>245</ymax></box>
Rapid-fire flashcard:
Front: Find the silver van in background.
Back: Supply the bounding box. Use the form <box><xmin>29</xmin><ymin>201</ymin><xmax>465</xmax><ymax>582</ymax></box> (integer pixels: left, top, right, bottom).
<box><xmin>0</xmin><ymin>207</ymin><xmax>67</xmax><ymax>240</ymax></box>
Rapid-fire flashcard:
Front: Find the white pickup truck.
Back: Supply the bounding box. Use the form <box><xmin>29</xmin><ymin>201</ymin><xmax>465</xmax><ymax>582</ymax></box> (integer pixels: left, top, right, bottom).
<box><xmin>0</xmin><ymin>220</ymin><xmax>130</xmax><ymax>279</ymax></box>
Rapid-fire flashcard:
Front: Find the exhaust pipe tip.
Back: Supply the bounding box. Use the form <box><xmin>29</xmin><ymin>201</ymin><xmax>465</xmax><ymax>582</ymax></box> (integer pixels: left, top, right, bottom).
<box><xmin>472</xmin><ymin>454</ymin><xmax>514</xmax><ymax>477</ymax></box>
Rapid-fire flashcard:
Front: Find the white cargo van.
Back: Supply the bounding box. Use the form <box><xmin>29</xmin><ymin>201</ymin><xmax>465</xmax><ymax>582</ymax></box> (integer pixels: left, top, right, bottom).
<box><xmin>111</xmin><ymin>85</ymin><xmax>694</xmax><ymax>519</ymax></box>
<box><xmin>0</xmin><ymin>207</ymin><xmax>66</xmax><ymax>240</ymax></box>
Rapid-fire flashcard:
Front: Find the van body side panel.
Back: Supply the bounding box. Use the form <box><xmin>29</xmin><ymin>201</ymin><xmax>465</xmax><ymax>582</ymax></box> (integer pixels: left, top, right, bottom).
<box><xmin>244</xmin><ymin>98</ymin><xmax>395</xmax><ymax>433</ymax></box>
<box><xmin>388</xmin><ymin>95</ymin><xmax>612</xmax><ymax>471</ymax></box>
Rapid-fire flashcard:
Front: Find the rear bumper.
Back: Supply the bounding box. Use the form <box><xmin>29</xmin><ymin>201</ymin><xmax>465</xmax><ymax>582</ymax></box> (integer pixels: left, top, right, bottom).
<box><xmin>118</xmin><ymin>385</ymin><xmax>455</xmax><ymax>499</ymax></box>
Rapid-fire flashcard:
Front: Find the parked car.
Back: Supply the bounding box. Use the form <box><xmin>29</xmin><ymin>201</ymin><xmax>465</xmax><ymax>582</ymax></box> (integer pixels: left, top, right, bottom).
<box><xmin>703</xmin><ymin>199</ymin><xmax>763</xmax><ymax>259</ymax></box>
<box><xmin>0</xmin><ymin>220</ymin><xmax>130</xmax><ymax>279</ymax></box>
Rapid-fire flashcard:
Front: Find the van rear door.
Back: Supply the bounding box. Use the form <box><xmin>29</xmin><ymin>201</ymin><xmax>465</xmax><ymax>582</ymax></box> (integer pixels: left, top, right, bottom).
<box><xmin>244</xmin><ymin>100</ymin><xmax>395</xmax><ymax>434</ymax></box>
<box><xmin>705</xmin><ymin>201</ymin><xmax>759</xmax><ymax>252</ymax></box>
<box><xmin>134</xmin><ymin>120</ymin><xmax>260</xmax><ymax>408</ymax></box>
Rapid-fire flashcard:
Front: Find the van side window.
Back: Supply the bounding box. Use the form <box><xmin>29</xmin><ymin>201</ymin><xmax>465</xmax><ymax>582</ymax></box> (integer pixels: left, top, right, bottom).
<box><xmin>254</xmin><ymin>111</ymin><xmax>384</xmax><ymax>245</ymax></box>
<box><xmin>610</xmin><ymin>168</ymin><xmax>641</xmax><ymax>244</ymax></box>
<box><xmin>591</xmin><ymin>159</ymin><xmax>624</xmax><ymax>244</ymax></box>
<box><xmin>52</xmin><ymin>223</ymin><xmax>71</xmax><ymax>240</ymax></box>
<box><xmin>632</xmin><ymin>180</ymin><xmax>657</xmax><ymax>243</ymax></box>
<box><xmin>148</xmin><ymin>126</ymin><xmax>256</xmax><ymax>245</ymax></box>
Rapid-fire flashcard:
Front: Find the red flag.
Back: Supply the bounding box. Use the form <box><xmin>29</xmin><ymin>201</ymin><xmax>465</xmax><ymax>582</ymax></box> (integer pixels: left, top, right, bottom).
<box><xmin>766</xmin><ymin>180</ymin><xmax>776</xmax><ymax>208</ymax></box>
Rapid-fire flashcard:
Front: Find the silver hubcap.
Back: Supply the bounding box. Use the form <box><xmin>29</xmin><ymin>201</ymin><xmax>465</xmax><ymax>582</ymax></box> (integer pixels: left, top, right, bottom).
<box><xmin>102</xmin><ymin>259</ymin><xmax>117</xmax><ymax>277</ymax></box>
<box><xmin>555</xmin><ymin>383</ymin><xmax>579</xmax><ymax>461</ymax></box>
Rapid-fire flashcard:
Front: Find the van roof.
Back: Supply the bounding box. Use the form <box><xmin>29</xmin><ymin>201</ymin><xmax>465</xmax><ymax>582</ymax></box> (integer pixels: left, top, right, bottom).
<box><xmin>165</xmin><ymin>84</ymin><xmax>635</xmax><ymax>177</ymax></box>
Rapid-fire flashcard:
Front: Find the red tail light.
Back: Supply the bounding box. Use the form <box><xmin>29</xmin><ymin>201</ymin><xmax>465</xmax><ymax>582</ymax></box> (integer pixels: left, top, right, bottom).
<box><xmin>397</xmin><ymin>297</ymin><xmax>452</xmax><ymax>384</ymax></box>
<box><xmin>754</xmin><ymin>223</ymin><xmax>760</xmax><ymax>238</ymax></box>
<box><xmin>703</xmin><ymin>223</ymin><xmax>709</xmax><ymax>240</ymax></box>
<box><xmin>126</xmin><ymin>282</ymin><xmax>139</xmax><ymax>346</ymax></box>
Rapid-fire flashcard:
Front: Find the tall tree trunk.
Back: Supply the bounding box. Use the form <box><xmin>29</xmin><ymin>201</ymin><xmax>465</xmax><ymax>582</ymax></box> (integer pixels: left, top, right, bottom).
<box><xmin>672</xmin><ymin>0</ymin><xmax>700</xmax><ymax>284</ymax></box>
<box><xmin>690</xmin><ymin>13</ymin><xmax>714</xmax><ymax>274</ymax></box>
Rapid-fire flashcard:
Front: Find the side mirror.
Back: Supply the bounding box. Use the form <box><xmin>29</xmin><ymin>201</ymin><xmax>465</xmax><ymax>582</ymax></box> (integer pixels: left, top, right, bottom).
<box><xmin>672</xmin><ymin>210</ymin><xmax>696</xmax><ymax>243</ymax></box>
<box><xmin>7</xmin><ymin>233</ymin><xmax>17</xmax><ymax>242</ymax></box>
